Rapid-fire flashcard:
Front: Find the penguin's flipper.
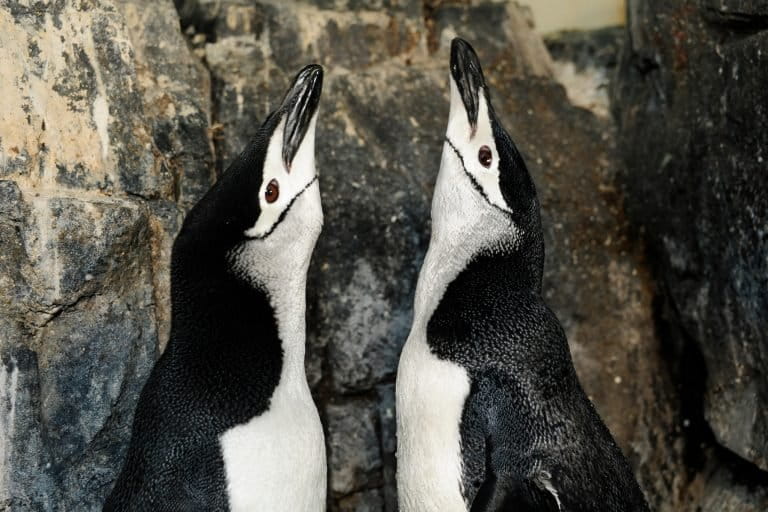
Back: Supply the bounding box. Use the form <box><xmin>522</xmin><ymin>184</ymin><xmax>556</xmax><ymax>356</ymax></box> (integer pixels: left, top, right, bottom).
<box><xmin>465</xmin><ymin>371</ymin><xmax>563</xmax><ymax>512</ymax></box>
<box><xmin>469</xmin><ymin>432</ymin><xmax>562</xmax><ymax>512</ymax></box>
<box><xmin>470</xmin><ymin>471</ymin><xmax>562</xmax><ymax>512</ymax></box>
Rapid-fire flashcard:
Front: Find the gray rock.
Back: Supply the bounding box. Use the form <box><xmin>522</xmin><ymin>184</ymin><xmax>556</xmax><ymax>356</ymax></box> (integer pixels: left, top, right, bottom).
<box><xmin>613</xmin><ymin>0</ymin><xmax>768</xmax><ymax>474</ymax></box>
<box><xmin>326</xmin><ymin>260</ymin><xmax>405</xmax><ymax>393</ymax></box>
<box><xmin>118</xmin><ymin>0</ymin><xmax>215</xmax><ymax>210</ymax></box>
<box><xmin>326</xmin><ymin>400</ymin><xmax>383</xmax><ymax>496</ymax></box>
<box><xmin>376</xmin><ymin>384</ymin><xmax>397</xmax><ymax>512</ymax></box>
<box><xmin>544</xmin><ymin>27</ymin><xmax>624</xmax><ymax>118</ymax></box>
<box><xmin>697</xmin><ymin>466</ymin><xmax>768</xmax><ymax>512</ymax></box>
<box><xmin>1</xmin><ymin>347</ymin><xmax>53</xmax><ymax>510</ymax></box>
<box><xmin>0</xmin><ymin>194</ymin><xmax>157</xmax><ymax>510</ymax></box>
<box><xmin>337</xmin><ymin>488</ymin><xmax>384</xmax><ymax>512</ymax></box>
<box><xmin>0</xmin><ymin>0</ymin><xmax>213</xmax><ymax>509</ymax></box>
<box><xmin>430</xmin><ymin>0</ymin><xmax>553</xmax><ymax>77</ymax></box>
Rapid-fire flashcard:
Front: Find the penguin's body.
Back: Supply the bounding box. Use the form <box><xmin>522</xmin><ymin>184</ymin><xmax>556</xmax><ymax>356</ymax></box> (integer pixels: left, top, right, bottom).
<box><xmin>396</xmin><ymin>40</ymin><xmax>650</xmax><ymax>512</ymax></box>
<box><xmin>105</xmin><ymin>65</ymin><xmax>326</xmax><ymax>512</ymax></box>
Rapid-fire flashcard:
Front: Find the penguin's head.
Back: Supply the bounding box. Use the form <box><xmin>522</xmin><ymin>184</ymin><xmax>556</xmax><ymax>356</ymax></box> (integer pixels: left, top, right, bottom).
<box><xmin>175</xmin><ymin>64</ymin><xmax>324</xmax><ymax>288</ymax></box>
<box><xmin>432</xmin><ymin>38</ymin><xmax>541</xmax><ymax>272</ymax></box>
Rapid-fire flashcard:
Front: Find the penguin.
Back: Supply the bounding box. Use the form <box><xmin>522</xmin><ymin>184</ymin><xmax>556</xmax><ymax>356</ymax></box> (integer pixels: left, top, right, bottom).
<box><xmin>395</xmin><ymin>39</ymin><xmax>650</xmax><ymax>512</ymax></box>
<box><xmin>104</xmin><ymin>64</ymin><xmax>326</xmax><ymax>512</ymax></box>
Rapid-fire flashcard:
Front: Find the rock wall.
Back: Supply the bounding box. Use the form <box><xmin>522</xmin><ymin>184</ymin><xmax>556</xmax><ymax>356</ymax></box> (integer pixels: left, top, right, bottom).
<box><xmin>0</xmin><ymin>0</ymin><xmax>213</xmax><ymax>509</ymax></box>
<box><xmin>613</xmin><ymin>0</ymin><xmax>768</xmax><ymax>509</ymax></box>
<box><xmin>0</xmin><ymin>0</ymin><xmax>764</xmax><ymax>510</ymax></box>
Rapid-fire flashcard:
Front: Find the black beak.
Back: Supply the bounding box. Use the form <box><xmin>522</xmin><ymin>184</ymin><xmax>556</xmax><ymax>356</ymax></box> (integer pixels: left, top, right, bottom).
<box><xmin>450</xmin><ymin>38</ymin><xmax>487</xmax><ymax>136</ymax></box>
<box><xmin>280</xmin><ymin>64</ymin><xmax>323</xmax><ymax>171</ymax></box>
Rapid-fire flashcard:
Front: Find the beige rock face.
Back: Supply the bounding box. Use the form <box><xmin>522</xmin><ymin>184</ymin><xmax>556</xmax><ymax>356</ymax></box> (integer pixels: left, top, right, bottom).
<box><xmin>0</xmin><ymin>0</ymin><xmax>212</xmax><ymax>509</ymax></box>
<box><xmin>0</xmin><ymin>19</ymin><xmax>113</xmax><ymax>193</ymax></box>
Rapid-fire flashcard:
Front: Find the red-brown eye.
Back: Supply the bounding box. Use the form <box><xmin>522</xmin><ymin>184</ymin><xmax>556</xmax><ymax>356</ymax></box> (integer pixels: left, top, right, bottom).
<box><xmin>478</xmin><ymin>146</ymin><xmax>492</xmax><ymax>168</ymax></box>
<box><xmin>265</xmin><ymin>179</ymin><xmax>279</xmax><ymax>203</ymax></box>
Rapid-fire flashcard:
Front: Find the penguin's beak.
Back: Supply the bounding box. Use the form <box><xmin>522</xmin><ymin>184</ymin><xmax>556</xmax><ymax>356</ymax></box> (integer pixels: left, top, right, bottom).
<box><xmin>450</xmin><ymin>38</ymin><xmax>487</xmax><ymax>136</ymax></box>
<box><xmin>280</xmin><ymin>64</ymin><xmax>323</xmax><ymax>171</ymax></box>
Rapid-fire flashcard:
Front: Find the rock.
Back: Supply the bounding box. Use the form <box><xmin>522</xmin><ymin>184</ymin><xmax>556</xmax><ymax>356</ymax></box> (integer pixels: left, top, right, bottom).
<box><xmin>326</xmin><ymin>260</ymin><xmax>405</xmax><ymax>393</ymax></box>
<box><xmin>118</xmin><ymin>0</ymin><xmax>214</xmax><ymax>210</ymax></box>
<box><xmin>696</xmin><ymin>467</ymin><xmax>768</xmax><ymax>512</ymax></box>
<box><xmin>1</xmin><ymin>347</ymin><xmax>52</xmax><ymax>510</ymax></box>
<box><xmin>376</xmin><ymin>384</ymin><xmax>397</xmax><ymax>512</ymax></box>
<box><xmin>613</xmin><ymin>0</ymin><xmax>768</xmax><ymax>474</ymax></box>
<box><xmin>545</xmin><ymin>27</ymin><xmax>625</xmax><ymax>118</ymax></box>
<box><xmin>337</xmin><ymin>488</ymin><xmax>384</xmax><ymax>512</ymax></box>
<box><xmin>174</xmin><ymin>0</ymin><xmax>221</xmax><ymax>33</ymax></box>
<box><xmin>429</xmin><ymin>0</ymin><xmax>553</xmax><ymax>77</ymax></box>
<box><xmin>683</xmin><ymin>447</ymin><xmax>768</xmax><ymax>512</ymax></box>
<box><xmin>0</xmin><ymin>0</ymin><xmax>213</xmax><ymax>509</ymax></box>
<box><xmin>0</xmin><ymin>192</ymin><xmax>158</xmax><ymax>510</ymax></box>
<box><xmin>326</xmin><ymin>400</ymin><xmax>383</xmax><ymax>497</ymax></box>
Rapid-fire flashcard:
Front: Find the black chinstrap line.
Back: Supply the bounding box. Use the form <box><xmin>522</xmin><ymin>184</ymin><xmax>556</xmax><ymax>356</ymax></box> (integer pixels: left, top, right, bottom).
<box><xmin>244</xmin><ymin>175</ymin><xmax>319</xmax><ymax>240</ymax></box>
<box><xmin>444</xmin><ymin>137</ymin><xmax>514</xmax><ymax>219</ymax></box>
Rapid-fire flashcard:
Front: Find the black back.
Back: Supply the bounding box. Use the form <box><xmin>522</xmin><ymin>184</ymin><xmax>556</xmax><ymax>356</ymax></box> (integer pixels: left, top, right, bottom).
<box><xmin>104</xmin><ymin>115</ymin><xmax>285</xmax><ymax>511</ymax></box>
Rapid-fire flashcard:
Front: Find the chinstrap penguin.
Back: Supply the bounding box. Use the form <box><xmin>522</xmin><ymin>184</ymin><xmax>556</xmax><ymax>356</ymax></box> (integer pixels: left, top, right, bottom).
<box><xmin>395</xmin><ymin>39</ymin><xmax>650</xmax><ymax>512</ymax></box>
<box><xmin>104</xmin><ymin>65</ymin><xmax>327</xmax><ymax>512</ymax></box>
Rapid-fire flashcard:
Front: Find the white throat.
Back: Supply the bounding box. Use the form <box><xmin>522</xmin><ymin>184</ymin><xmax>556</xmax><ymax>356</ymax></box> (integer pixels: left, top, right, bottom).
<box><xmin>230</xmin><ymin>184</ymin><xmax>322</xmax><ymax>375</ymax></box>
<box><xmin>221</xmin><ymin>185</ymin><xmax>326</xmax><ymax>512</ymax></box>
<box><xmin>412</xmin><ymin>143</ymin><xmax>516</xmax><ymax>329</ymax></box>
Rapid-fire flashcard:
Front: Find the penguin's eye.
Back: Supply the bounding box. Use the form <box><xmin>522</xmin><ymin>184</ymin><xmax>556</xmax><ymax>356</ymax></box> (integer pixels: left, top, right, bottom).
<box><xmin>265</xmin><ymin>179</ymin><xmax>279</xmax><ymax>203</ymax></box>
<box><xmin>478</xmin><ymin>146</ymin><xmax>492</xmax><ymax>168</ymax></box>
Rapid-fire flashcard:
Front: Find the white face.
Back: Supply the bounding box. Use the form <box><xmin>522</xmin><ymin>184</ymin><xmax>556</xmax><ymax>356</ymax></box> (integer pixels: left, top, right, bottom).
<box><xmin>244</xmin><ymin>114</ymin><xmax>321</xmax><ymax>239</ymax></box>
<box><xmin>444</xmin><ymin>74</ymin><xmax>511</xmax><ymax>215</ymax></box>
<box><xmin>429</xmin><ymin>73</ymin><xmax>518</xmax><ymax>258</ymax></box>
<box><xmin>230</xmin><ymin>113</ymin><xmax>323</xmax><ymax>288</ymax></box>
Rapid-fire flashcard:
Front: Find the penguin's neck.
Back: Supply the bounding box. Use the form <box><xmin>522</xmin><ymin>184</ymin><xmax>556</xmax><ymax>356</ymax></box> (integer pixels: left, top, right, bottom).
<box><xmin>413</xmin><ymin>227</ymin><xmax>543</xmax><ymax>330</ymax></box>
<box><xmin>255</xmin><ymin>269</ymin><xmax>310</xmax><ymax>379</ymax></box>
<box><xmin>169</xmin><ymin>256</ymin><xmax>309</xmax><ymax>382</ymax></box>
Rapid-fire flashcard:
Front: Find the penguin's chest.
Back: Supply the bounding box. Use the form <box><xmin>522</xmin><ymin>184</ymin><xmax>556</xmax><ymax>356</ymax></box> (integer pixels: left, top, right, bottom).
<box><xmin>396</xmin><ymin>331</ymin><xmax>472</xmax><ymax>512</ymax></box>
<box><xmin>219</xmin><ymin>381</ymin><xmax>326</xmax><ymax>512</ymax></box>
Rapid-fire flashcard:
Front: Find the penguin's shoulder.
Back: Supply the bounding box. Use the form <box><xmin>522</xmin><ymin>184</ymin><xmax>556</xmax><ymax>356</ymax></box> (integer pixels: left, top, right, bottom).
<box><xmin>427</xmin><ymin>281</ymin><xmax>573</xmax><ymax>376</ymax></box>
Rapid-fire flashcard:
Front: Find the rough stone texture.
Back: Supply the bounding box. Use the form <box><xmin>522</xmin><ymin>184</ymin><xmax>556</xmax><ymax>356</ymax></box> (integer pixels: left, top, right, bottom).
<box><xmin>2</xmin><ymin>0</ymin><xmax>764</xmax><ymax>510</ymax></box>
<box><xmin>545</xmin><ymin>27</ymin><xmax>625</xmax><ymax>118</ymax></box>
<box><xmin>0</xmin><ymin>0</ymin><xmax>213</xmax><ymax>509</ymax></box>
<box><xmin>694</xmin><ymin>464</ymin><xmax>768</xmax><ymax>512</ymax></box>
<box><xmin>327</xmin><ymin>401</ymin><xmax>383</xmax><ymax>496</ymax></box>
<box><xmin>337</xmin><ymin>489</ymin><xmax>385</xmax><ymax>512</ymax></box>
<box><xmin>613</xmin><ymin>0</ymin><xmax>768</xmax><ymax>479</ymax></box>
